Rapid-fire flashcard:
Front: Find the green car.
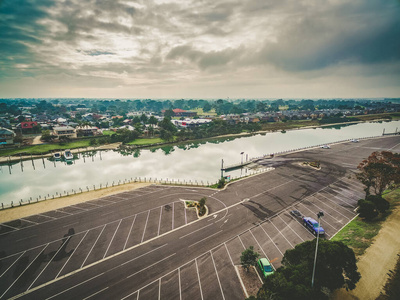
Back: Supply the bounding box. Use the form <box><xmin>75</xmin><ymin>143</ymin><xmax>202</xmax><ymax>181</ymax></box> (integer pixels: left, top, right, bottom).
<box><xmin>258</xmin><ymin>258</ymin><xmax>274</xmax><ymax>278</ymax></box>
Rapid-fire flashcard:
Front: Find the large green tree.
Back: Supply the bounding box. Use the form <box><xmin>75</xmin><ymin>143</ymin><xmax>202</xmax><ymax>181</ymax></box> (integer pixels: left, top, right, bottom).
<box><xmin>256</xmin><ymin>240</ymin><xmax>360</xmax><ymax>300</ymax></box>
<box><xmin>357</xmin><ymin>151</ymin><xmax>400</xmax><ymax>196</ymax></box>
<box><xmin>240</xmin><ymin>246</ymin><xmax>260</xmax><ymax>272</ymax></box>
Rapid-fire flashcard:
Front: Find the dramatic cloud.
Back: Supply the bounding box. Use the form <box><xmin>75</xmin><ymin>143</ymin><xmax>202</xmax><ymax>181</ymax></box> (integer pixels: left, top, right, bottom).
<box><xmin>0</xmin><ymin>0</ymin><xmax>399</xmax><ymax>98</ymax></box>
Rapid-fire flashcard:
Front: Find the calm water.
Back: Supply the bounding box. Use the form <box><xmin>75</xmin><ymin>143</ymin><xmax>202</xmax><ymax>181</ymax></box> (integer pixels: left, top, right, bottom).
<box><xmin>0</xmin><ymin>121</ymin><xmax>399</xmax><ymax>207</ymax></box>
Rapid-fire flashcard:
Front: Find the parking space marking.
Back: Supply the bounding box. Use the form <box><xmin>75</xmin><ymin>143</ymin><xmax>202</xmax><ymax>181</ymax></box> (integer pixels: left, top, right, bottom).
<box><xmin>56</xmin><ymin>231</ymin><xmax>88</xmax><ymax>279</ymax></box>
<box><xmin>328</xmin><ymin>187</ymin><xmax>359</xmax><ymax>201</ymax></box>
<box><xmin>210</xmin><ymin>250</ymin><xmax>226</xmax><ymax>300</ymax></box>
<box><xmin>0</xmin><ymin>243</ymin><xmax>49</xmax><ymax>299</ymax></box>
<box><xmin>158</xmin><ymin>278</ymin><xmax>161</xmax><ymax>300</ymax></box>
<box><xmin>157</xmin><ymin>207</ymin><xmax>163</xmax><ymax>236</ymax></box>
<box><xmin>127</xmin><ymin>253</ymin><xmax>176</xmax><ymax>279</ymax></box>
<box><xmin>237</xmin><ymin>235</ymin><xmax>246</xmax><ymax>249</ymax></box>
<box><xmin>20</xmin><ymin>218</ymin><xmax>39</xmax><ymax>225</ymax></box>
<box><xmin>141</xmin><ymin>211</ymin><xmax>150</xmax><ymax>243</ymax></box>
<box><xmin>37</xmin><ymin>213</ymin><xmax>56</xmax><ymax>220</ymax></box>
<box><xmin>318</xmin><ymin>192</ymin><xmax>353</xmax><ymax>208</ymax></box>
<box><xmin>178</xmin><ymin>268</ymin><xmax>182</xmax><ymax>300</ymax></box>
<box><xmin>309</xmin><ymin>196</ymin><xmax>351</xmax><ymax>220</ymax></box>
<box><xmin>179</xmin><ymin>223</ymin><xmax>214</xmax><ymax>239</ymax></box>
<box><xmin>314</xmin><ymin>193</ymin><xmax>356</xmax><ymax>214</ymax></box>
<box><xmin>16</xmin><ymin>234</ymin><xmax>37</xmax><ymax>242</ymax></box>
<box><xmin>184</xmin><ymin>204</ymin><xmax>187</xmax><ymax>225</ymax></box>
<box><xmin>0</xmin><ymin>223</ymin><xmax>19</xmax><ymax>230</ymax></box>
<box><xmin>83</xmin><ymin>287</ymin><xmax>109</xmax><ymax>300</ymax></box>
<box><xmin>224</xmin><ymin>243</ymin><xmax>235</xmax><ymax>266</ymax></box>
<box><xmin>104</xmin><ymin>219</ymin><xmax>122</xmax><ymax>258</ymax></box>
<box><xmin>277</xmin><ymin>215</ymin><xmax>305</xmax><ymax>242</ymax></box>
<box><xmin>195</xmin><ymin>258</ymin><xmax>204</xmax><ymax>300</ymax></box>
<box><xmin>189</xmin><ymin>230</ymin><xmax>223</xmax><ymax>248</ymax></box>
<box><xmin>123</xmin><ymin>215</ymin><xmax>137</xmax><ymax>251</ymax></box>
<box><xmin>55</xmin><ymin>209</ymin><xmax>72</xmax><ymax>215</ymax></box>
<box><xmin>310</xmin><ymin>195</ymin><xmax>352</xmax><ymax>219</ymax></box>
<box><xmin>70</xmin><ymin>205</ymin><xmax>88</xmax><ymax>211</ymax></box>
<box><xmin>172</xmin><ymin>202</ymin><xmax>175</xmax><ymax>230</ymax></box>
<box><xmin>258</xmin><ymin>224</ymin><xmax>284</xmax><ymax>256</ymax></box>
<box><xmin>28</xmin><ymin>238</ymin><xmax>70</xmax><ymax>290</ymax></box>
<box><xmin>63</xmin><ymin>222</ymin><xmax>79</xmax><ymax>228</ymax></box>
<box><xmin>81</xmin><ymin>225</ymin><xmax>106</xmax><ymax>268</ymax></box>
<box><xmin>269</xmin><ymin>219</ymin><xmax>294</xmax><ymax>248</ymax></box>
<box><xmin>298</xmin><ymin>203</ymin><xmax>336</xmax><ymax>231</ymax></box>
<box><xmin>0</xmin><ymin>251</ymin><xmax>25</xmax><ymax>278</ymax></box>
<box><xmin>249</xmin><ymin>230</ymin><xmax>269</xmax><ymax>258</ymax></box>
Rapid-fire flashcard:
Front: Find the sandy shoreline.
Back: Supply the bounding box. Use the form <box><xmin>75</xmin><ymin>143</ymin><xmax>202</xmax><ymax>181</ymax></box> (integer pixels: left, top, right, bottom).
<box><xmin>0</xmin><ymin>182</ymin><xmax>151</xmax><ymax>223</ymax></box>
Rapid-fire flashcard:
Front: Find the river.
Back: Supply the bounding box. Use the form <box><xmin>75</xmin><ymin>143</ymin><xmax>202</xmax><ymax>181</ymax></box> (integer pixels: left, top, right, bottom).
<box><xmin>0</xmin><ymin>120</ymin><xmax>399</xmax><ymax>207</ymax></box>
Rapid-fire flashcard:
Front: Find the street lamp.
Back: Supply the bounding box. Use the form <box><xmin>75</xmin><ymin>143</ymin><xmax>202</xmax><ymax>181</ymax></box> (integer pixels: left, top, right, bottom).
<box><xmin>311</xmin><ymin>211</ymin><xmax>324</xmax><ymax>288</ymax></box>
<box><xmin>240</xmin><ymin>152</ymin><xmax>244</xmax><ymax>164</ymax></box>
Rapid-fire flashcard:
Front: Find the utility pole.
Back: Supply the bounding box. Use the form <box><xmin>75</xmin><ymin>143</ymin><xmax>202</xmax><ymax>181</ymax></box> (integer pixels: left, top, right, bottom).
<box><xmin>311</xmin><ymin>211</ymin><xmax>324</xmax><ymax>288</ymax></box>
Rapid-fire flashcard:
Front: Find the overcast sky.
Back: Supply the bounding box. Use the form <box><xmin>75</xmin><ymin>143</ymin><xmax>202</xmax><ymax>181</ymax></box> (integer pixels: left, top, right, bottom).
<box><xmin>1</xmin><ymin>0</ymin><xmax>399</xmax><ymax>99</ymax></box>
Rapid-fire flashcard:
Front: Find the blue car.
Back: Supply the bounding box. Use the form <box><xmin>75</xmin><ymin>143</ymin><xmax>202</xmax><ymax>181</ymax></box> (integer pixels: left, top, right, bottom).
<box><xmin>302</xmin><ymin>217</ymin><xmax>325</xmax><ymax>236</ymax></box>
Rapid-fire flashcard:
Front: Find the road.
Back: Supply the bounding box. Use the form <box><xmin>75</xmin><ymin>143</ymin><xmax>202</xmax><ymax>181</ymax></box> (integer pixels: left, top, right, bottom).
<box><xmin>0</xmin><ymin>135</ymin><xmax>399</xmax><ymax>299</ymax></box>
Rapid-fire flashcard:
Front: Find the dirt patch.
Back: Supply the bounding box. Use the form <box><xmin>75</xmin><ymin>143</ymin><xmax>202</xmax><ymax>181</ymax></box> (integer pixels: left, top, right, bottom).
<box><xmin>237</xmin><ymin>265</ymin><xmax>263</xmax><ymax>297</ymax></box>
<box><xmin>0</xmin><ymin>182</ymin><xmax>151</xmax><ymax>223</ymax></box>
<box><xmin>332</xmin><ymin>206</ymin><xmax>400</xmax><ymax>300</ymax></box>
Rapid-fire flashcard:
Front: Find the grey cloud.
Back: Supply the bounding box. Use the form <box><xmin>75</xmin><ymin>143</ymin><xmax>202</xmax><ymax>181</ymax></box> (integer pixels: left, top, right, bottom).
<box><xmin>257</xmin><ymin>0</ymin><xmax>400</xmax><ymax>71</ymax></box>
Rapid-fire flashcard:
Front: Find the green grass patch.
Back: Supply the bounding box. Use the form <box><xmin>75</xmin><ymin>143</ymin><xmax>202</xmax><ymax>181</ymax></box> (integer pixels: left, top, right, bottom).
<box><xmin>191</xmin><ymin>108</ymin><xmax>217</xmax><ymax>116</ymax></box>
<box><xmin>127</xmin><ymin>138</ymin><xmax>164</xmax><ymax>145</ymax></box>
<box><xmin>101</xmin><ymin>130</ymin><xmax>115</xmax><ymax>136</ymax></box>
<box><xmin>331</xmin><ymin>188</ymin><xmax>400</xmax><ymax>256</ymax></box>
<box><xmin>0</xmin><ymin>140</ymin><xmax>92</xmax><ymax>156</ymax></box>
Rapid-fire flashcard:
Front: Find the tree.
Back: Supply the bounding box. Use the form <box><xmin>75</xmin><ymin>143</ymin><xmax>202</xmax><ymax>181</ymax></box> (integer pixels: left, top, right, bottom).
<box><xmin>367</xmin><ymin>195</ymin><xmax>390</xmax><ymax>213</ymax></box>
<box><xmin>357</xmin><ymin>199</ymin><xmax>379</xmax><ymax>220</ymax></box>
<box><xmin>256</xmin><ymin>240</ymin><xmax>360</xmax><ymax>300</ymax></box>
<box><xmin>357</xmin><ymin>151</ymin><xmax>400</xmax><ymax>197</ymax></box>
<box><xmin>203</xmin><ymin>102</ymin><xmax>212</xmax><ymax>112</ymax></box>
<box><xmin>240</xmin><ymin>246</ymin><xmax>260</xmax><ymax>272</ymax></box>
<box><xmin>217</xmin><ymin>177</ymin><xmax>226</xmax><ymax>188</ymax></box>
<box><xmin>41</xmin><ymin>130</ymin><xmax>54</xmax><ymax>142</ymax></box>
<box><xmin>160</xmin><ymin>129</ymin><xmax>174</xmax><ymax>142</ymax></box>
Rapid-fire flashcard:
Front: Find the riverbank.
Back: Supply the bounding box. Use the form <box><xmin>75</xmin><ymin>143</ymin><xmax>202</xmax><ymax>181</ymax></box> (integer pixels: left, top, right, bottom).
<box><xmin>0</xmin><ymin>116</ymin><xmax>395</xmax><ymax>164</ymax></box>
<box><xmin>0</xmin><ymin>181</ymin><xmax>151</xmax><ymax>223</ymax></box>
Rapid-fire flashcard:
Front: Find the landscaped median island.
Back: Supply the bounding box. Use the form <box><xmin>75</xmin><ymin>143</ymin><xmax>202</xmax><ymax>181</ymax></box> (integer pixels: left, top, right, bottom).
<box><xmin>184</xmin><ymin>197</ymin><xmax>208</xmax><ymax>218</ymax></box>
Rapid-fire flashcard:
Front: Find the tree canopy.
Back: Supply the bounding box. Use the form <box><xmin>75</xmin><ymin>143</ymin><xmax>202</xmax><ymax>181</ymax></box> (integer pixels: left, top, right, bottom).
<box><xmin>240</xmin><ymin>246</ymin><xmax>260</xmax><ymax>272</ymax></box>
<box><xmin>255</xmin><ymin>240</ymin><xmax>360</xmax><ymax>300</ymax></box>
<box><xmin>357</xmin><ymin>151</ymin><xmax>400</xmax><ymax>196</ymax></box>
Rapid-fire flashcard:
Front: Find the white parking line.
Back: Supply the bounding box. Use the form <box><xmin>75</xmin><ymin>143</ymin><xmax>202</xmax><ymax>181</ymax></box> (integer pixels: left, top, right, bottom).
<box><xmin>277</xmin><ymin>215</ymin><xmax>305</xmax><ymax>242</ymax></box>
<box><xmin>298</xmin><ymin>203</ymin><xmax>337</xmax><ymax>230</ymax></box>
<box><xmin>83</xmin><ymin>287</ymin><xmax>109</xmax><ymax>300</ymax></box>
<box><xmin>195</xmin><ymin>258</ymin><xmax>204</xmax><ymax>300</ymax></box>
<box><xmin>210</xmin><ymin>250</ymin><xmax>226</xmax><ymax>300</ymax></box>
<box><xmin>224</xmin><ymin>243</ymin><xmax>235</xmax><ymax>266</ymax></box>
<box><xmin>56</xmin><ymin>231</ymin><xmax>88</xmax><ymax>279</ymax></box>
<box><xmin>158</xmin><ymin>206</ymin><xmax>163</xmax><ymax>236</ymax></box>
<box><xmin>237</xmin><ymin>235</ymin><xmax>246</xmax><ymax>249</ymax></box>
<box><xmin>104</xmin><ymin>219</ymin><xmax>122</xmax><ymax>258</ymax></box>
<box><xmin>309</xmin><ymin>195</ymin><xmax>351</xmax><ymax>220</ymax></box>
<box><xmin>172</xmin><ymin>202</ymin><xmax>175</xmax><ymax>230</ymax></box>
<box><xmin>28</xmin><ymin>238</ymin><xmax>70</xmax><ymax>290</ymax></box>
<box><xmin>127</xmin><ymin>253</ymin><xmax>176</xmax><ymax>279</ymax></box>
<box><xmin>0</xmin><ymin>244</ymin><xmax>49</xmax><ymax>299</ymax></box>
<box><xmin>328</xmin><ymin>187</ymin><xmax>359</xmax><ymax>201</ymax></box>
<box><xmin>81</xmin><ymin>225</ymin><xmax>106</xmax><ymax>268</ymax></box>
<box><xmin>20</xmin><ymin>218</ymin><xmax>39</xmax><ymax>225</ymax></box>
<box><xmin>189</xmin><ymin>230</ymin><xmax>223</xmax><ymax>248</ymax></box>
<box><xmin>55</xmin><ymin>209</ymin><xmax>72</xmax><ymax>215</ymax></box>
<box><xmin>258</xmin><ymin>224</ymin><xmax>284</xmax><ymax>256</ymax></box>
<box><xmin>184</xmin><ymin>203</ymin><xmax>187</xmax><ymax>224</ymax></box>
<box><xmin>314</xmin><ymin>193</ymin><xmax>356</xmax><ymax>214</ymax></box>
<box><xmin>38</xmin><ymin>213</ymin><xmax>57</xmax><ymax>220</ymax></box>
<box><xmin>123</xmin><ymin>215</ymin><xmax>137</xmax><ymax>251</ymax></box>
<box><xmin>178</xmin><ymin>268</ymin><xmax>182</xmax><ymax>300</ymax></box>
<box><xmin>158</xmin><ymin>278</ymin><xmax>161</xmax><ymax>300</ymax></box>
<box><xmin>249</xmin><ymin>230</ymin><xmax>268</xmax><ymax>258</ymax></box>
<box><xmin>141</xmin><ymin>211</ymin><xmax>150</xmax><ymax>243</ymax></box>
<box><xmin>268</xmin><ymin>219</ymin><xmax>294</xmax><ymax>248</ymax></box>
<box><xmin>70</xmin><ymin>205</ymin><xmax>88</xmax><ymax>211</ymax></box>
<box><xmin>179</xmin><ymin>223</ymin><xmax>214</xmax><ymax>239</ymax></box>
<box><xmin>0</xmin><ymin>223</ymin><xmax>19</xmax><ymax>230</ymax></box>
<box><xmin>319</xmin><ymin>191</ymin><xmax>353</xmax><ymax>207</ymax></box>
<box><xmin>0</xmin><ymin>251</ymin><xmax>25</xmax><ymax>278</ymax></box>
<box><xmin>16</xmin><ymin>234</ymin><xmax>37</xmax><ymax>242</ymax></box>
<box><xmin>62</xmin><ymin>222</ymin><xmax>79</xmax><ymax>228</ymax></box>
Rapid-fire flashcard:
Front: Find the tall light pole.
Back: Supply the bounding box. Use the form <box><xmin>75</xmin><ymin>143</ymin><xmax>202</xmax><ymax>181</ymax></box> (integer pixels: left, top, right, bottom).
<box><xmin>240</xmin><ymin>152</ymin><xmax>244</xmax><ymax>164</ymax></box>
<box><xmin>311</xmin><ymin>211</ymin><xmax>324</xmax><ymax>288</ymax></box>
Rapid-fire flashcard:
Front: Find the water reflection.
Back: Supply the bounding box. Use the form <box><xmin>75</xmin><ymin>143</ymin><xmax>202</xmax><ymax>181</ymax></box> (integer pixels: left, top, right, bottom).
<box><xmin>0</xmin><ymin>120</ymin><xmax>399</xmax><ymax>206</ymax></box>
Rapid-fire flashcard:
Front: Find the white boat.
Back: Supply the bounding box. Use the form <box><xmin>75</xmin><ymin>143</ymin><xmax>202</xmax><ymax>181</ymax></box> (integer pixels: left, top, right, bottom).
<box><xmin>53</xmin><ymin>152</ymin><xmax>61</xmax><ymax>160</ymax></box>
<box><xmin>63</xmin><ymin>149</ymin><xmax>73</xmax><ymax>160</ymax></box>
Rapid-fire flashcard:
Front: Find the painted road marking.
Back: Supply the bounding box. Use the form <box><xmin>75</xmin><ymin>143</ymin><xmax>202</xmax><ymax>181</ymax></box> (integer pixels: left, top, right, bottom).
<box><xmin>104</xmin><ymin>219</ymin><xmax>122</xmax><ymax>258</ymax></box>
<box><xmin>81</xmin><ymin>225</ymin><xmax>106</xmax><ymax>268</ymax></box>
<box><xmin>123</xmin><ymin>215</ymin><xmax>137</xmax><ymax>251</ymax></box>
<box><xmin>269</xmin><ymin>219</ymin><xmax>294</xmax><ymax>248</ymax></box>
<box><xmin>195</xmin><ymin>258</ymin><xmax>204</xmax><ymax>300</ymax></box>
<box><xmin>0</xmin><ymin>251</ymin><xmax>25</xmax><ymax>278</ymax></box>
<box><xmin>179</xmin><ymin>223</ymin><xmax>214</xmax><ymax>239</ymax></box>
<box><xmin>210</xmin><ymin>250</ymin><xmax>225</xmax><ymax>300</ymax></box>
<box><xmin>157</xmin><ymin>206</ymin><xmax>162</xmax><ymax>236</ymax></box>
<box><xmin>189</xmin><ymin>230</ymin><xmax>223</xmax><ymax>248</ymax></box>
<box><xmin>141</xmin><ymin>211</ymin><xmax>150</xmax><ymax>243</ymax></box>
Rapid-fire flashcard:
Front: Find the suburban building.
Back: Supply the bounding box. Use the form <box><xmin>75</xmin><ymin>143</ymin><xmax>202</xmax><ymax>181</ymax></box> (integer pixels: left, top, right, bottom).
<box><xmin>75</xmin><ymin>125</ymin><xmax>99</xmax><ymax>136</ymax></box>
<box><xmin>53</xmin><ymin>126</ymin><xmax>75</xmax><ymax>138</ymax></box>
<box><xmin>0</xmin><ymin>127</ymin><xmax>15</xmax><ymax>145</ymax></box>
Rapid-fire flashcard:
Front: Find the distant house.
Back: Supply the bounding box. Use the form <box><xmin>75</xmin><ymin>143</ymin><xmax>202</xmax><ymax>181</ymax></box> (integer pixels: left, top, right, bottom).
<box><xmin>19</xmin><ymin>121</ymin><xmax>38</xmax><ymax>130</ymax></box>
<box><xmin>53</xmin><ymin>126</ymin><xmax>75</xmax><ymax>138</ymax></box>
<box><xmin>0</xmin><ymin>127</ymin><xmax>15</xmax><ymax>145</ymax></box>
<box><xmin>75</xmin><ymin>125</ymin><xmax>99</xmax><ymax>136</ymax></box>
<box><xmin>162</xmin><ymin>109</ymin><xmax>197</xmax><ymax>118</ymax></box>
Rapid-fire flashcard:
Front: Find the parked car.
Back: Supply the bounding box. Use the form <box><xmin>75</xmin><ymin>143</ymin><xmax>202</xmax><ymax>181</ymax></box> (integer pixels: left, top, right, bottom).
<box><xmin>351</xmin><ymin>139</ymin><xmax>359</xmax><ymax>143</ymax></box>
<box><xmin>302</xmin><ymin>217</ymin><xmax>325</xmax><ymax>236</ymax></box>
<box><xmin>290</xmin><ymin>210</ymin><xmax>302</xmax><ymax>218</ymax></box>
<box><xmin>257</xmin><ymin>258</ymin><xmax>274</xmax><ymax>278</ymax></box>
<box><xmin>320</xmin><ymin>144</ymin><xmax>330</xmax><ymax>149</ymax></box>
